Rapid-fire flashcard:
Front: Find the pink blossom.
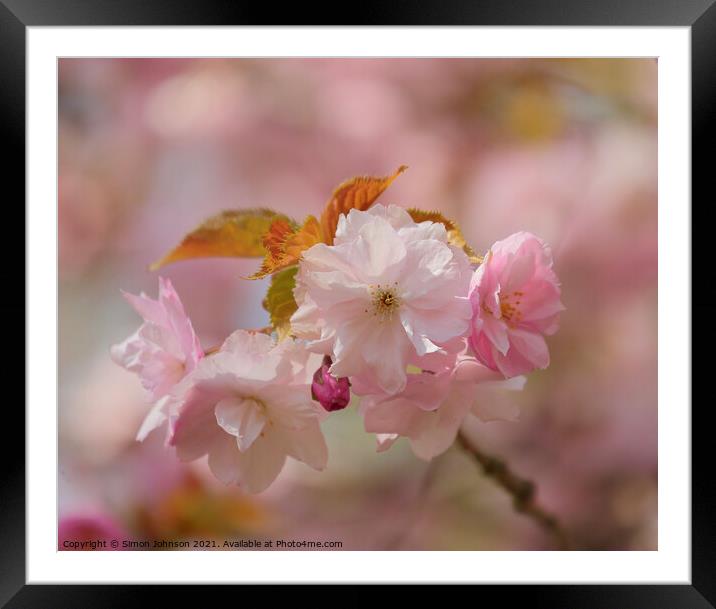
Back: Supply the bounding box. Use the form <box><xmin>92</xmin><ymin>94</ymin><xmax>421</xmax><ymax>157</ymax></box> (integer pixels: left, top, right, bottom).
<box><xmin>311</xmin><ymin>355</ymin><xmax>351</xmax><ymax>412</ymax></box>
<box><xmin>292</xmin><ymin>204</ymin><xmax>472</xmax><ymax>395</ymax></box>
<box><xmin>58</xmin><ymin>514</ymin><xmax>129</xmax><ymax>551</ymax></box>
<box><xmin>167</xmin><ymin>331</ymin><xmax>328</xmax><ymax>493</ymax></box>
<box><xmin>468</xmin><ymin>232</ymin><xmax>564</xmax><ymax>378</ymax></box>
<box><xmin>357</xmin><ymin>345</ymin><xmax>524</xmax><ymax>461</ymax></box>
<box><xmin>111</xmin><ymin>277</ymin><xmax>203</xmax><ymax>403</ymax></box>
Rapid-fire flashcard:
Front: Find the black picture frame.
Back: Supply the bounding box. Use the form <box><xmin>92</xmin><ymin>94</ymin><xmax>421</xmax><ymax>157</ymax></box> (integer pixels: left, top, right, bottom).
<box><xmin>5</xmin><ymin>0</ymin><xmax>708</xmax><ymax>604</ymax></box>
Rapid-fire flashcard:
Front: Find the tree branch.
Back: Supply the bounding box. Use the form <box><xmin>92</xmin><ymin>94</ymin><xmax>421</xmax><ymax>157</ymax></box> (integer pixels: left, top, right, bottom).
<box><xmin>456</xmin><ymin>430</ymin><xmax>573</xmax><ymax>550</ymax></box>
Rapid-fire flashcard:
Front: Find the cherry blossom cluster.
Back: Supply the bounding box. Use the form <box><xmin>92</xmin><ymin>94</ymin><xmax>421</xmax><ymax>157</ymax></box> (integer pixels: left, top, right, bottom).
<box><xmin>113</xmin><ymin>201</ymin><xmax>563</xmax><ymax>493</ymax></box>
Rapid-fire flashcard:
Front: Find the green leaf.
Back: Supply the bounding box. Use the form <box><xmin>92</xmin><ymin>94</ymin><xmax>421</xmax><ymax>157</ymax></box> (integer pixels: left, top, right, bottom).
<box><xmin>150</xmin><ymin>209</ymin><xmax>295</xmax><ymax>271</ymax></box>
<box><xmin>262</xmin><ymin>266</ymin><xmax>299</xmax><ymax>340</ymax></box>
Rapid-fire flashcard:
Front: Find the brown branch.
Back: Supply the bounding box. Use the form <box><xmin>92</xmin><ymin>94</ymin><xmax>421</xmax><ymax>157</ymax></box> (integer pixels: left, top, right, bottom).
<box><xmin>456</xmin><ymin>430</ymin><xmax>573</xmax><ymax>550</ymax></box>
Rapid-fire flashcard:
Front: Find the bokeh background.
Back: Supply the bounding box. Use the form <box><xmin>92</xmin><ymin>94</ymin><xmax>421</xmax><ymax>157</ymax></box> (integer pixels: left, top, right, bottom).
<box><xmin>58</xmin><ymin>58</ymin><xmax>657</xmax><ymax>551</ymax></box>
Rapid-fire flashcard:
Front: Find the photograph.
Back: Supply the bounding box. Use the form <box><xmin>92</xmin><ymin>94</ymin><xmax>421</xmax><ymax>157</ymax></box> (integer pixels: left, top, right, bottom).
<box><xmin>57</xmin><ymin>57</ymin><xmax>658</xmax><ymax>552</ymax></box>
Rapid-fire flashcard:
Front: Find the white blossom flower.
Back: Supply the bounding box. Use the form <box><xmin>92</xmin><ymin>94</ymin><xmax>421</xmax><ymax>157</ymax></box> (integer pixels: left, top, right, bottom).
<box><xmin>167</xmin><ymin>330</ymin><xmax>328</xmax><ymax>493</ymax></box>
<box><xmin>111</xmin><ymin>277</ymin><xmax>203</xmax><ymax>402</ymax></box>
<box><xmin>358</xmin><ymin>346</ymin><xmax>525</xmax><ymax>461</ymax></box>
<box><xmin>291</xmin><ymin>204</ymin><xmax>472</xmax><ymax>395</ymax></box>
<box><xmin>110</xmin><ymin>277</ymin><xmax>203</xmax><ymax>441</ymax></box>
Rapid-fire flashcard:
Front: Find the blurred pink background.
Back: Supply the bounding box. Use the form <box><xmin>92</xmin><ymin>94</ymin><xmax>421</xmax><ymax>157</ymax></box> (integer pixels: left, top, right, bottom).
<box><xmin>58</xmin><ymin>58</ymin><xmax>657</xmax><ymax>550</ymax></box>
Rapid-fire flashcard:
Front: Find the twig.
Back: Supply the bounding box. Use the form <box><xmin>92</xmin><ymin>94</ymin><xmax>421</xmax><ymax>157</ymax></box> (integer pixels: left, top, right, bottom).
<box><xmin>456</xmin><ymin>429</ymin><xmax>573</xmax><ymax>550</ymax></box>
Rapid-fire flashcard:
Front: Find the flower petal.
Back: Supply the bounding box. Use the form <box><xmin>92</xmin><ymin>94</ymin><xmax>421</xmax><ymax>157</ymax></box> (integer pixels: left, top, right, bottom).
<box><xmin>409</xmin><ymin>396</ymin><xmax>470</xmax><ymax>461</ymax></box>
<box><xmin>233</xmin><ymin>434</ymin><xmax>288</xmax><ymax>493</ymax></box>
<box><xmin>215</xmin><ymin>396</ymin><xmax>267</xmax><ymax>453</ymax></box>
<box><xmin>508</xmin><ymin>328</ymin><xmax>550</xmax><ymax>369</ymax></box>
<box><xmin>136</xmin><ymin>395</ymin><xmax>171</xmax><ymax>442</ymax></box>
<box><xmin>376</xmin><ymin>433</ymin><xmax>400</xmax><ymax>452</ymax></box>
<box><xmin>278</xmin><ymin>420</ymin><xmax>328</xmax><ymax>471</ymax></box>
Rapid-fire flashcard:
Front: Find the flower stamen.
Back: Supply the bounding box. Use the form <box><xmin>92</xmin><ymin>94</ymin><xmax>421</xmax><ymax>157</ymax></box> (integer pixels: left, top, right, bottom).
<box><xmin>483</xmin><ymin>291</ymin><xmax>524</xmax><ymax>328</ymax></box>
<box><xmin>369</xmin><ymin>282</ymin><xmax>401</xmax><ymax>322</ymax></box>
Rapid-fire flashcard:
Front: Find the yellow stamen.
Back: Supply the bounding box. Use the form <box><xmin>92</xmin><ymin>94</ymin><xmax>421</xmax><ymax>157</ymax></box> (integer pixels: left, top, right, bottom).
<box><xmin>484</xmin><ymin>292</ymin><xmax>524</xmax><ymax>327</ymax></box>
<box><xmin>369</xmin><ymin>282</ymin><xmax>401</xmax><ymax>322</ymax></box>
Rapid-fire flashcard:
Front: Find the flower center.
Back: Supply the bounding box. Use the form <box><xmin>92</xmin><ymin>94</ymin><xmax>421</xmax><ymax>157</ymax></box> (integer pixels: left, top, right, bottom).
<box><xmin>484</xmin><ymin>291</ymin><xmax>524</xmax><ymax>327</ymax></box>
<box><xmin>368</xmin><ymin>282</ymin><xmax>401</xmax><ymax>322</ymax></box>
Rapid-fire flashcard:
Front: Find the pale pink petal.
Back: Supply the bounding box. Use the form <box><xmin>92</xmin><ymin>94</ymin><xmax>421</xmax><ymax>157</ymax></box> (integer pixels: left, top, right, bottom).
<box><xmin>401</xmin><ymin>303</ymin><xmax>471</xmax><ymax>347</ymax></box>
<box><xmin>493</xmin><ymin>344</ymin><xmax>537</xmax><ymax>378</ymax></box>
<box><xmin>469</xmin><ymin>331</ymin><xmax>499</xmax><ymax>371</ymax></box>
<box><xmin>233</xmin><ymin>434</ymin><xmax>288</xmax><ymax>493</ymax></box>
<box><xmin>351</xmin><ymin>220</ymin><xmax>407</xmax><ymax>283</ymax></box>
<box><xmin>400</xmin><ymin>311</ymin><xmax>441</xmax><ymax>356</ymax></box>
<box><xmin>507</xmin><ymin>328</ymin><xmax>550</xmax><ymax>369</ymax></box>
<box><xmin>409</xmin><ymin>397</ymin><xmax>470</xmax><ymax>461</ymax></box>
<box><xmin>399</xmin><ymin>240</ymin><xmax>454</xmax><ymax>301</ymax></box>
<box><xmin>171</xmin><ymin>389</ymin><xmax>222</xmax><ymax>461</ymax></box>
<box><xmin>158</xmin><ymin>277</ymin><xmax>202</xmax><ymax>369</ymax></box>
<box><xmin>403</xmin><ymin>218</ymin><xmax>449</xmax><ymax>243</ymax></box>
<box><xmin>399</xmin><ymin>369</ymin><xmax>453</xmax><ymax>411</ymax></box>
<box><xmin>490</xmin><ymin>231</ymin><xmax>538</xmax><ymax>257</ymax></box>
<box><xmin>110</xmin><ymin>331</ymin><xmax>145</xmax><ymax>373</ymax></box>
<box><xmin>517</xmin><ymin>278</ymin><xmax>565</xmax><ymax>323</ymax></box>
<box><xmin>363</xmin><ymin>398</ymin><xmax>422</xmax><ymax>438</ymax></box>
<box><xmin>330</xmin><ymin>315</ymin><xmax>375</xmax><ymax>376</ymax></box>
<box><xmin>290</xmin><ymin>292</ymin><xmax>327</xmax><ymax>342</ymax></box>
<box><xmin>301</xmin><ymin>270</ymin><xmax>368</xmax><ymax>308</ymax></box>
<box><xmin>257</xmin><ymin>384</ymin><xmax>319</xmax><ymax>427</ymax></box>
<box><xmin>278</xmin><ymin>420</ymin><xmax>328</xmax><ymax>471</ymax></box>
<box><xmin>499</xmin><ymin>251</ymin><xmax>535</xmax><ymax>294</ymax></box>
<box><xmin>335</xmin><ymin>204</ymin><xmax>415</xmax><ymax>244</ymax></box>
<box><xmin>207</xmin><ymin>433</ymin><xmax>242</xmax><ymax>485</ymax></box>
<box><xmin>367</xmin><ymin>203</ymin><xmax>416</xmax><ymax>228</ymax></box>
<box><xmin>481</xmin><ymin>315</ymin><xmax>510</xmax><ymax>355</ymax></box>
<box><xmin>300</xmin><ymin>242</ymin><xmax>360</xmax><ymax>279</ymax></box>
<box><xmin>215</xmin><ymin>397</ymin><xmax>267</xmax><ymax>453</ymax></box>
<box><xmin>121</xmin><ymin>291</ymin><xmax>166</xmax><ymax>327</ymax></box>
<box><xmin>135</xmin><ymin>395</ymin><xmax>170</xmax><ymax>442</ymax></box>
<box><xmin>359</xmin><ymin>318</ymin><xmax>413</xmax><ymax>395</ymax></box>
<box><xmin>376</xmin><ymin>433</ymin><xmax>399</xmax><ymax>452</ymax></box>
<box><xmin>220</xmin><ymin>329</ymin><xmax>274</xmax><ymax>356</ymax></box>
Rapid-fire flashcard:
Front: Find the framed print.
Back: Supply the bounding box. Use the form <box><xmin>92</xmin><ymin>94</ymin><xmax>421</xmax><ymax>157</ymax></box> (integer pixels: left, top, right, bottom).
<box><xmin>7</xmin><ymin>0</ymin><xmax>709</xmax><ymax>604</ymax></box>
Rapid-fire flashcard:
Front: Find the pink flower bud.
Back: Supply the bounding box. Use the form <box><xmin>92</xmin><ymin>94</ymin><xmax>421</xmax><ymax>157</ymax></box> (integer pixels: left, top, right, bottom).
<box><xmin>311</xmin><ymin>356</ymin><xmax>351</xmax><ymax>412</ymax></box>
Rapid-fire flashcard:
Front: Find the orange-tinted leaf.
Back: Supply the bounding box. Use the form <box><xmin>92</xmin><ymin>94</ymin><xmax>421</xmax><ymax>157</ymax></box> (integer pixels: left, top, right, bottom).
<box><xmin>249</xmin><ymin>215</ymin><xmax>323</xmax><ymax>279</ymax></box>
<box><xmin>407</xmin><ymin>209</ymin><xmax>483</xmax><ymax>264</ymax></box>
<box><xmin>150</xmin><ymin>209</ymin><xmax>293</xmax><ymax>271</ymax></box>
<box><xmin>320</xmin><ymin>165</ymin><xmax>408</xmax><ymax>245</ymax></box>
<box><xmin>283</xmin><ymin>215</ymin><xmax>323</xmax><ymax>260</ymax></box>
<box><xmin>260</xmin><ymin>217</ymin><xmax>295</xmax><ymax>264</ymax></box>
